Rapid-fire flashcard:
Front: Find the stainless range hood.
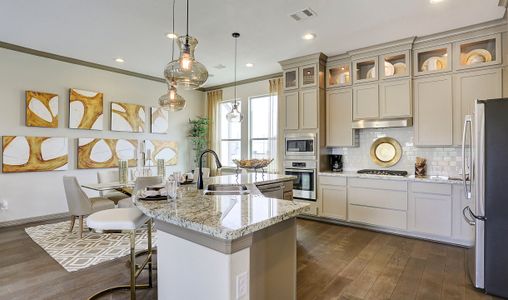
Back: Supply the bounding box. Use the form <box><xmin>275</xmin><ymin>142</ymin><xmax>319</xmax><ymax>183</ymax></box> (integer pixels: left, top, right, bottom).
<box><xmin>352</xmin><ymin>118</ymin><xmax>413</xmax><ymax>129</ymax></box>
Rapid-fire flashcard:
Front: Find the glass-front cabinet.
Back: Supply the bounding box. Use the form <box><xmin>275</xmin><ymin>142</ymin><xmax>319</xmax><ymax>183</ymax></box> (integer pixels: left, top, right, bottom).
<box><xmin>380</xmin><ymin>50</ymin><xmax>410</xmax><ymax>79</ymax></box>
<box><xmin>353</xmin><ymin>57</ymin><xmax>378</xmax><ymax>83</ymax></box>
<box><xmin>453</xmin><ymin>33</ymin><xmax>501</xmax><ymax>70</ymax></box>
<box><xmin>414</xmin><ymin>44</ymin><xmax>452</xmax><ymax>76</ymax></box>
<box><xmin>300</xmin><ymin>64</ymin><xmax>318</xmax><ymax>88</ymax></box>
<box><xmin>283</xmin><ymin>68</ymin><xmax>298</xmax><ymax>90</ymax></box>
<box><xmin>326</xmin><ymin>62</ymin><xmax>351</xmax><ymax>88</ymax></box>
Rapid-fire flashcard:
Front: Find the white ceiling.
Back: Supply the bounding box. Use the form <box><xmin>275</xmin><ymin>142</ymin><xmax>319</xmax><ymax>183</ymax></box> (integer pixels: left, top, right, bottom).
<box><xmin>0</xmin><ymin>0</ymin><xmax>505</xmax><ymax>87</ymax></box>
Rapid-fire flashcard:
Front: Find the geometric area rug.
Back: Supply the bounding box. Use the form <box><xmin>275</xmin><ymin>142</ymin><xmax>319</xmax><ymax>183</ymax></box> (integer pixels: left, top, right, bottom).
<box><xmin>25</xmin><ymin>220</ymin><xmax>157</xmax><ymax>272</ymax></box>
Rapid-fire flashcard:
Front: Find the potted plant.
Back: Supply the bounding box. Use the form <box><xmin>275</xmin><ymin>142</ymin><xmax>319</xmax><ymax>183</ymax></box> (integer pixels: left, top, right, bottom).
<box><xmin>188</xmin><ymin>117</ymin><xmax>209</xmax><ymax>171</ymax></box>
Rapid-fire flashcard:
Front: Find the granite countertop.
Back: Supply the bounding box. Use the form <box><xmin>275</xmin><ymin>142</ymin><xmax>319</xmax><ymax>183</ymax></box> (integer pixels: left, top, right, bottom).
<box><xmin>318</xmin><ymin>171</ymin><xmax>464</xmax><ymax>185</ymax></box>
<box><xmin>135</xmin><ymin>174</ymin><xmax>308</xmax><ymax>241</ymax></box>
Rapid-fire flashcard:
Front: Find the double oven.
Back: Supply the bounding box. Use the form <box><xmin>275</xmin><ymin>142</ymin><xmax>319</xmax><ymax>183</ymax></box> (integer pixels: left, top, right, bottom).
<box><xmin>284</xmin><ymin>133</ymin><xmax>317</xmax><ymax>201</ymax></box>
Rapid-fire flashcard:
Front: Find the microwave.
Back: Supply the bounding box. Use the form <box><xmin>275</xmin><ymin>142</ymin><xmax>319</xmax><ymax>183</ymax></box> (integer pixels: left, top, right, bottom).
<box><xmin>285</xmin><ymin>133</ymin><xmax>316</xmax><ymax>159</ymax></box>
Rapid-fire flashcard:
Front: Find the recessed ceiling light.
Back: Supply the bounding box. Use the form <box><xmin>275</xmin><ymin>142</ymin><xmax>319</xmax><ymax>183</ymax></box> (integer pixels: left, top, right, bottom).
<box><xmin>429</xmin><ymin>0</ymin><xmax>445</xmax><ymax>4</ymax></box>
<box><xmin>302</xmin><ymin>33</ymin><xmax>316</xmax><ymax>40</ymax></box>
<box><xmin>245</xmin><ymin>63</ymin><xmax>254</xmax><ymax>68</ymax></box>
<box><xmin>115</xmin><ymin>58</ymin><xmax>125</xmax><ymax>63</ymax></box>
<box><xmin>165</xmin><ymin>32</ymin><xmax>178</xmax><ymax>39</ymax></box>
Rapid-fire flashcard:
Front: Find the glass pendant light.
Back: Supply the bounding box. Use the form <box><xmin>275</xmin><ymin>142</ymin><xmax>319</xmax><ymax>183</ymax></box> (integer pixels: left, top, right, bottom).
<box><xmin>159</xmin><ymin>0</ymin><xmax>186</xmax><ymax>112</ymax></box>
<box><xmin>226</xmin><ymin>32</ymin><xmax>244</xmax><ymax>123</ymax></box>
<box><xmin>159</xmin><ymin>83</ymin><xmax>186</xmax><ymax>112</ymax></box>
<box><xmin>164</xmin><ymin>0</ymin><xmax>208</xmax><ymax>90</ymax></box>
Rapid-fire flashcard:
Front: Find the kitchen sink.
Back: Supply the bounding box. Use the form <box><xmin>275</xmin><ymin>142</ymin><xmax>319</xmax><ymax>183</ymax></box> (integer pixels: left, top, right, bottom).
<box><xmin>203</xmin><ymin>184</ymin><xmax>250</xmax><ymax>196</ymax></box>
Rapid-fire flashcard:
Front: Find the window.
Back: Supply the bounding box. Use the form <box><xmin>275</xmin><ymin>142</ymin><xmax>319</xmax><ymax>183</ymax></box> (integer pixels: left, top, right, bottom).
<box><xmin>216</xmin><ymin>94</ymin><xmax>278</xmax><ymax>171</ymax></box>
<box><xmin>218</xmin><ymin>101</ymin><xmax>241</xmax><ymax>167</ymax></box>
<box><xmin>249</xmin><ymin>95</ymin><xmax>277</xmax><ymax>161</ymax></box>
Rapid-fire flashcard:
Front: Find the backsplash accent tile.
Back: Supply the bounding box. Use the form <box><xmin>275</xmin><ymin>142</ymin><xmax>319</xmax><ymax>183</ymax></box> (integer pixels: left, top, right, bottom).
<box><xmin>326</xmin><ymin>127</ymin><xmax>462</xmax><ymax>177</ymax></box>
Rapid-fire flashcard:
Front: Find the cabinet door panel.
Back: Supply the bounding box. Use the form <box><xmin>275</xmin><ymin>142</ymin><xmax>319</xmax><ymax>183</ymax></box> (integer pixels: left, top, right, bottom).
<box><xmin>353</xmin><ymin>84</ymin><xmax>379</xmax><ymax>120</ymax></box>
<box><xmin>414</xmin><ymin>75</ymin><xmax>453</xmax><ymax>146</ymax></box>
<box><xmin>299</xmin><ymin>89</ymin><xmax>318</xmax><ymax>129</ymax></box>
<box><xmin>379</xmin><ymin>79</ymin><xmax>411</xmax><ymax>118</ymax></box>
<box><xmin>453</xmin><ymin>68</ymin><xmax>502</xmax><ymax>145</ymax></box>
<box><xmin>284</xmin><ymin>91</ymin><xmax>299</xmax><ymax>130</ymax></box>
<box><xmin>326</xmin><ymin>89</ymin><xmax>354</xmax><ymax>147</ymax></box>
<box><xmin>410</xmin><ymin>192</ymin><xmax>452</xmax><ymax>237</ymax></box>
<box><xmin>320</xmin><ymin>185</ymin><xmax>347</xmax><ymax>220</ymax></box>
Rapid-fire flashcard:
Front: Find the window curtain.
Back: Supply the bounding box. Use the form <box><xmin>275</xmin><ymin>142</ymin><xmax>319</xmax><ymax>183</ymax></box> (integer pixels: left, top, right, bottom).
<box><xmin>269</xmin><ymin>78</ymin><xmax>282</xmax><ymax>174</ymax></box>
<box><xmin>207</xmin><ymin>89</ymin><xmax>222</xmax><ymax>175</ymax></box>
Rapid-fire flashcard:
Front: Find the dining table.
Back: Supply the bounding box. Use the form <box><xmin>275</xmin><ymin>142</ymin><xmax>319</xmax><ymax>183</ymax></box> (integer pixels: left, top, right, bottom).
<box><xmin>81</xmin><ymin>181</ymin><xmax>135</xmax><ymax>196</ymax></box>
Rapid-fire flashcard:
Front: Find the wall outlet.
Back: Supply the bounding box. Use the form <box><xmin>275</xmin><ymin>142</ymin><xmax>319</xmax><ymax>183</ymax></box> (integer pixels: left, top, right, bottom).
<box><xmin>0</xmin><ymin>199</ymin><xmax>8</xmax><ymax>211</ymax></box>
<box><xmin>236</xmin><ymin>272</ymin><xmax>248</xmax><ymax>299</ymax></box>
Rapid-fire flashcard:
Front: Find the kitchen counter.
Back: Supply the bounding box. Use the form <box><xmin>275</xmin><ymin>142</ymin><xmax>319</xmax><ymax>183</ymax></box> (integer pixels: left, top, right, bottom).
<box><xmin>318</xmin><ymin>171</ymin><xmax>463</xmax><ymax>184</ymax></box>
<box><xmin>136</xmin><ymin>173</ymin><xmax>306</xmax><ymax>300</ymax></box>
<box><xmin>136</xmin><ymin>173</ymin><xmax>306</xmax><ymax>240</ymax></box>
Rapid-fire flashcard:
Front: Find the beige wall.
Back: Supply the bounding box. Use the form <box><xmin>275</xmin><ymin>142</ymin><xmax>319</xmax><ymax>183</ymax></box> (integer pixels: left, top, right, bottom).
<box><xmin>0</xmin><ymin>48</ymin><xmax>205</xmax><ymax>223</ymax></box>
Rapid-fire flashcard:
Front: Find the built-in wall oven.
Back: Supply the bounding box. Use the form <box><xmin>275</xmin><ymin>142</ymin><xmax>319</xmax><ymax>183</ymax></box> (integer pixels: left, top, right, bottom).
<box><xmin>285</xmin><ymin>133</ymin><xmax>315</xmax><ymax>159</ymax></box>
<box><xmin>284</xmin><ymin>160</ymin><xmax>316</xmax><ymax>201</ymax></box>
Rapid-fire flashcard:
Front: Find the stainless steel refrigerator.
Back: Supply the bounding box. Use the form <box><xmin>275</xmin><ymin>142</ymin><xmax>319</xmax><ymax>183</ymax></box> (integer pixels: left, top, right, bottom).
<box><xmin>462</xmin><ymin>98</ymin><xmax>508</xmax><ymax>298</ymax></box>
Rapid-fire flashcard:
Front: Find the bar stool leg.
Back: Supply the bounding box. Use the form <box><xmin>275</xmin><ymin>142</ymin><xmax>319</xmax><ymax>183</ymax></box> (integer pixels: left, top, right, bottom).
<box><xmin>147</xmin><ymin>219</ymin><xmax>153</xmax><ymax>288</ymax></box>
<box><xmin>130</xmin><ymin>230</ymin><xmax>136</xmax><ymax>300</ymax></box>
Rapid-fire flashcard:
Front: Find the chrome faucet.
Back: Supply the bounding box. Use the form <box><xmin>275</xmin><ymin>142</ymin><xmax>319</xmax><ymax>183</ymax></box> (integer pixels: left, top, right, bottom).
<box><xmin>197</xmin><ymin>149</ymin><xmax>222</xmax><ymax>190</ymax></box>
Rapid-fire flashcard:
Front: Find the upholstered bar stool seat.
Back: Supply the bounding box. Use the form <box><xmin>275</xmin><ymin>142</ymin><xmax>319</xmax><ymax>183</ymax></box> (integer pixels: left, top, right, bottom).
<box><xmin>86</xmin><ymin>208</ymin><xmax>153</xmax><ymax>300</ymax></box>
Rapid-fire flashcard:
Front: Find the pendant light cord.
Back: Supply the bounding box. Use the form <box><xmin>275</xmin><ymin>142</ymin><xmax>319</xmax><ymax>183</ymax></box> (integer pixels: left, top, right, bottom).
<box><xmin>234</xmin><ymin>36</ymin><xmax>237</xmax><ymax>106</ymax></box>
<box><xmin>171</xmin><ymin>0</ymin><xmax>175</xmax><ymax>61</ymax></box>
<box><xmin>186</xmin><ymin>0</ymin><xmax>189</xmax><ymax>37</ymax></box>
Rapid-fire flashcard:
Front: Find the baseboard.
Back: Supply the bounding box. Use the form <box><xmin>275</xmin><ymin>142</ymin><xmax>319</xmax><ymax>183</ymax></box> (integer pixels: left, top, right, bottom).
<box><xmin>0</xmin><ymin>212</ymin><xmax>69</xmax><ymax>228</ymax></box>
<box><xmin>297</xmin><ymin>215</ymin><xmax>471</xmax><ymax>248</ymax></box>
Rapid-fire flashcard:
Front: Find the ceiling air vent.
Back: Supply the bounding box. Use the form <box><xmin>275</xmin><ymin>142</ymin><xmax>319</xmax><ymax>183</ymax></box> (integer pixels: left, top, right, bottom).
<box><xmin>289</xmin><ymin>7</ymin><xmax>317</xmax><ymax>22</ymax></box>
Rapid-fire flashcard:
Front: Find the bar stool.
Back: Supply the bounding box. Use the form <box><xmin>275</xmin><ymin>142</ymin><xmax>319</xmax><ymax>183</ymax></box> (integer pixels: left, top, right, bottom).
<box><xmin>86</xmin><ymin>208</ymin><xmax>153</xmax><ymax>300</ymax></box>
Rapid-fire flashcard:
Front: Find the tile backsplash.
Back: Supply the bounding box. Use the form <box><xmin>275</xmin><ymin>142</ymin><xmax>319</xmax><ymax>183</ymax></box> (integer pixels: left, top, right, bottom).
<box><xmin>326</xmin><ymin>127</ymin><xmax>462</xmax><ymax>177</ymax></box>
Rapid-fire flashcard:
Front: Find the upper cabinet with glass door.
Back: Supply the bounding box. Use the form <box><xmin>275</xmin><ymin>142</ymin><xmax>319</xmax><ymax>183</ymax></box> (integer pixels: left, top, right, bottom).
<box><xmin>414</xmin><ymin>44</ymin><xmax>452</xmax><ymax>76</ymax></box>
<box><xmin>300</xmin><ymin>64</ymin><xmax>318</xmax><ymax>88</ymax></box>
<box><xmin>353</xmin><ymin>57</ymin><xmax>378</xmax><ymax>83</ymax></box>
<box><xmin>380</xmin><ymin>50</ymin><xmax>410</xmax><ymax>79</ymax></box>
<box><xmin>283</xmin><ymin>68</ymin><xmax>299</xmax><ymax>90</ymax></box>
<box><xmin>453</xmin><ymin>33</ymin><xmax>501</xmax><ymax>70</ymax></box>
<box><xmin>327</xmin><ymin>62</ymin><xmax>352</xmax><ymax>88</ymax></box>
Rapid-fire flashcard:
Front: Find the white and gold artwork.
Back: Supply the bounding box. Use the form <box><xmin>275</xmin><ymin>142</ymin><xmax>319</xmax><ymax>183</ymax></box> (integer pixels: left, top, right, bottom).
<box><xmin>26</xmin><ymin>91</ymin><xmax>59</xmax><ymax>128</ymax></box>
<box><xmin>150</xmin><ymin>107</ymin><xmax>169</xmax><ymax>134</ymax></box>
<box><xmin>144</xmin><ymin>140</ymin><xmax>177</xmax><ymax>166</ymax></box>
<box><xmin>2</xmin><ymin>136</ymin><xmax>68</xmax><ymax>173</ymax></box>
<box><xmin>77</xmin><ymin>138</ymin><xmax>138</xmax><ymax>169</ymax></box>
<box><xmin>111</xmin><ymin>102</ymin><xmax>145</xmax><ymax>133</ymax></box>
<box><xmin>69</xmin><ymin>88</ymin><xmax>104</xmax><ymax>130</ymax></box>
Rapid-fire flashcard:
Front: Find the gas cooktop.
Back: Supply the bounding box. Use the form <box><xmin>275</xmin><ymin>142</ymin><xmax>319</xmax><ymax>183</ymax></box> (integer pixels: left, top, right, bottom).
<box><xmin>357</xmin><ymin>169</ymin><xmax>408</xmax><ymax>176</ymax></box>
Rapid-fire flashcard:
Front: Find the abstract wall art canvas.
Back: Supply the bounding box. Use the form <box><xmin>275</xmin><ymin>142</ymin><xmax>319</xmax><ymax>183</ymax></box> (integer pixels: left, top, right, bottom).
<box><xmin>77</xmin><ymin>138</ymin><xmax>138</xmax><ymax>169</ymax></box>
<box><xmin>2</xmin><ymin>136</ymin><xmax>68</xmax><ymax>173</ymax></box>
<box><xmin>69</xmin><ymin>88</ymin><xmax>104</xmax><ymax>130</ymax></box>
<box><xmin>111</xmin><ymin>102</ymin><xmax>145</xmax><ymax>133</ymax></box>
<box><xmin>150</xmin><ymin>107</ymin><xmax>169</xmax><ymax>134</ymax></box>
<box><xmin>145</xmin><ymin>140</ymin><xmax>178</xmax><ymax>166</ymax></box>
<box><xmin>26</xmin><ymin>91</ymin><xmax>59</xmax><ymax>128</ymax></box>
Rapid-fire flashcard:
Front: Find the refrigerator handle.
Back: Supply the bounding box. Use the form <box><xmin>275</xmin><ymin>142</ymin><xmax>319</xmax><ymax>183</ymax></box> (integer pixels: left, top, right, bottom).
<box><xmin>462</xmin><ymin>206</ymin><xmax>476</xmax><ymax>225</ymax></box>
<box><xmin>462</xmin><ymin>116</ymin><xmax>472</xmax><ymax>199</ymax></box>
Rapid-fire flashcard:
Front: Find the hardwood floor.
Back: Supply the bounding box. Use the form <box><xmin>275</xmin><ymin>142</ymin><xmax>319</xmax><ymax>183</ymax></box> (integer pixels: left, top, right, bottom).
<box><xmin>0</xmin><ymin>218</ymin><xmax>498</xmax><ymax>300</ymax></box>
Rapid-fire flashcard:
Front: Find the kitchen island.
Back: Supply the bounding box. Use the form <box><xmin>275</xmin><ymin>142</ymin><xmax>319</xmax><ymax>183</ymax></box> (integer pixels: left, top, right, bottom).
<box><xmin>136</xmin><ymin>173</ymin><xmax>308</xmax><ymax>300</ymax></box>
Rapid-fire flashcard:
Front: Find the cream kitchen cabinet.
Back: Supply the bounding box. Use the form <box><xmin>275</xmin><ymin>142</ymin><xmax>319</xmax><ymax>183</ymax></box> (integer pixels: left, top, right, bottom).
<box><xmin>326</xmin><ymin>88</ymin><xmax>355</xmax><ymax>147</ymax></box>
<box><xmin>408</xmin><ymin>182</ymin><xmax>453</xmax><ymax>238</ymax></box>
<box><xmin>452</xmin><ymin>185</ymin><xmax>474</xmax><ymax>244</ymax></box>
<box><xmin>284</xmin><ymin>91</ymin><xmax>299</xmax><ymax>130</ymax></box>
<box><xmin>452</xmin><ymin>68</ymin><xmax>503</xmax><ymax>145</ymax></box>
<box><xmin>299</xmin><ymin>89</ymin><xmax>319</xmax><ymax>129</ymax></box>
<box><xmin>319</xmin><ymin>176</ymin><xmax>347</xmax><ymax>220</ymax></box>
<box><xmin>353</xmin><ymin>83</ymin><xmax>379</xmax><ymax>120</ymax></box>
<box><xmin>379</xmin><ymin>79</ymin><xmax>412</xmax><ymax>118</ymax></box>
<box><xmin>414</xmin><ymin>75</ymin><xmax>453</xmax><ymax>146</ymax></box>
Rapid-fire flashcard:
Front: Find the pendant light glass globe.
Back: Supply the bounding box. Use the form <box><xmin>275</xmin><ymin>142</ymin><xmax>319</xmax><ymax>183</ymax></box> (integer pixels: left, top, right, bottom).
<box><xmin>226</xmin><ymin>103</ymin><xmax>243</xmax><ymax>122</ymax></box>
<box><xmin>164</xmin><ymin>36</ymin><xmax>208</xmax><ymax>90</ymax></box>
<box><xmin>159</xmin><ymin>84</ymin><xmax>186</xmax><ymax>112</ymax></box>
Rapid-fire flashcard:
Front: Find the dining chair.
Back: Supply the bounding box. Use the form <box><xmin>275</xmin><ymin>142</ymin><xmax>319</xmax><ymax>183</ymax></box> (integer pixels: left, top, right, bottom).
<box><xmin>118</xmin><ymin>176</ymin><xmax>163</xmax><ymax>208</ymax></box>
<box><xmin>63</xmin><ymin>176</ymin><xmax>116</xmax><ymax>238</ymax></box>
<box><xmin>97</xmin><ymin>170</ymin><xmax>130</xmax><ymax>204</ymax></box>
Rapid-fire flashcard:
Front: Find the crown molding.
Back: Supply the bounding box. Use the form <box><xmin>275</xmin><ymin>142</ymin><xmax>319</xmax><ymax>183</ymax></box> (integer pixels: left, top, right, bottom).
<box><xmin>200</xmin><ymin>72</ymin><xmax>283</xmax><ymax>92</ymax></box>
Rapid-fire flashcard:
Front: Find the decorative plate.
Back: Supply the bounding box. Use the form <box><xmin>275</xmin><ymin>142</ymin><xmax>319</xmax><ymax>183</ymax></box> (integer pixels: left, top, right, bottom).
<box><xmin>384</xmin><ymin>61</ymin><xmax>395</xmax><ymax>77</ymax></box>
<box><xmin>464</xmin><ymin>49</ymin><xmax>492</xmax><ymax>65</ymax></box>
<box><xmin>370</xmin><ymin>137</ymin><xmax>402</xmax><ymax>167</ymax></box>
<box><xmin>366</xmin><ymin>67</ymin><xmax>376</xmax><ymax>79</ymax></box>
<box><xmin>393</xmin><ymin>62</ymin><xmax>407</xmax><ymax>75</ymax></box>
<box><xmin>421</xmin><ymin>56</ymin><xmax>446</xmax><ymax>72</ymax></box>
